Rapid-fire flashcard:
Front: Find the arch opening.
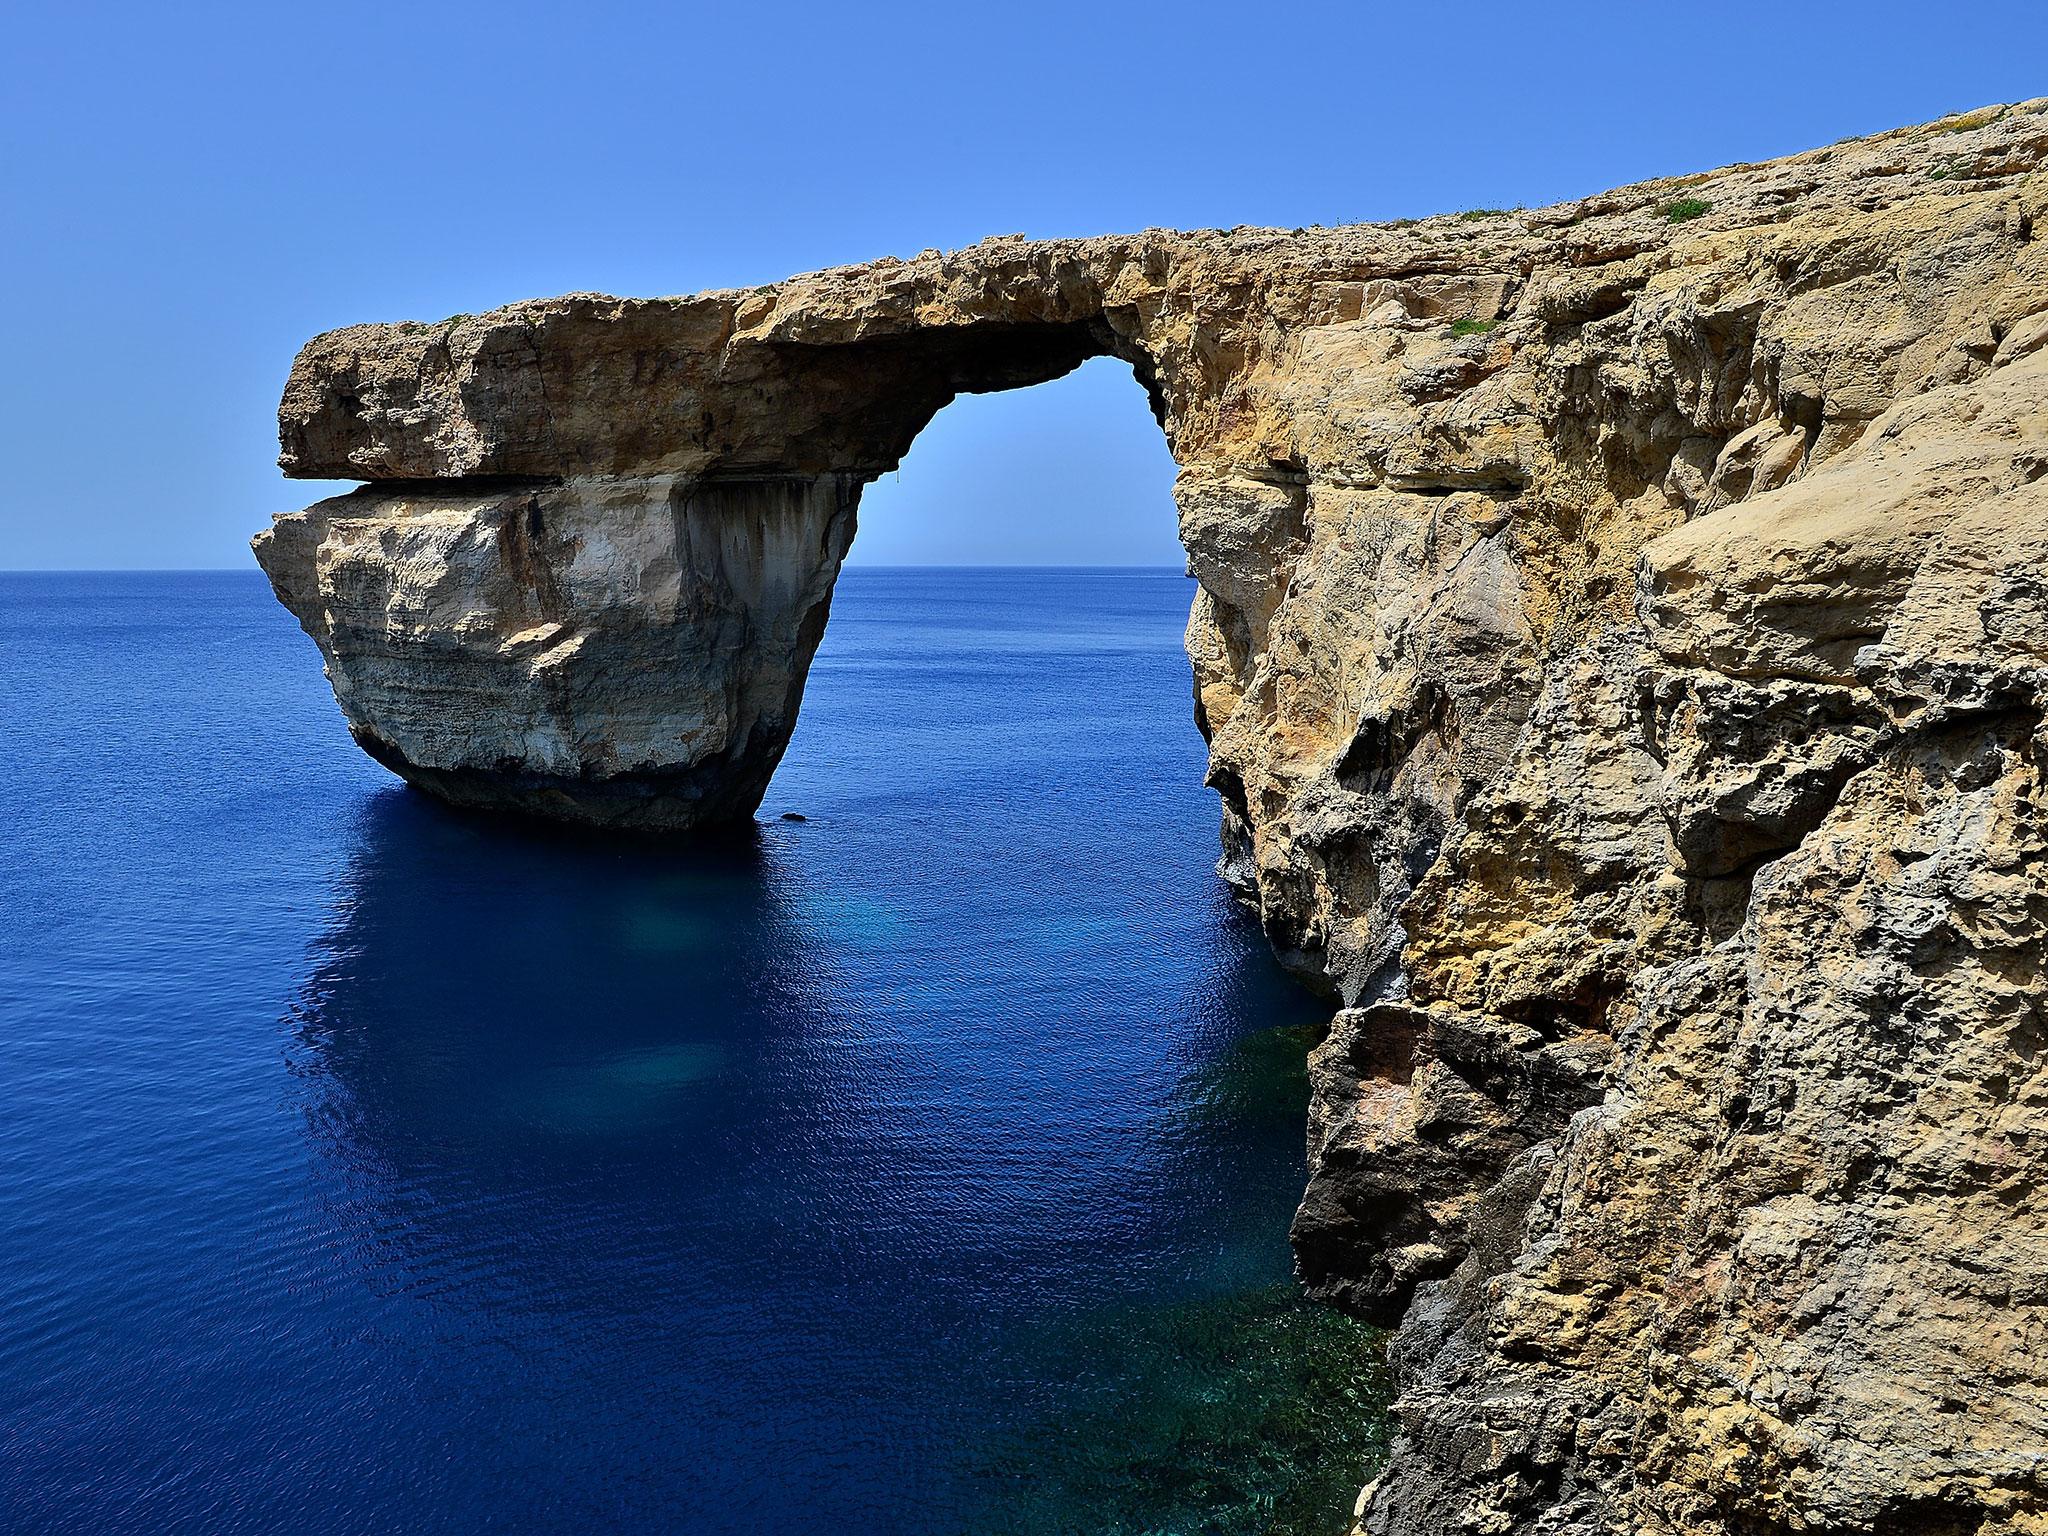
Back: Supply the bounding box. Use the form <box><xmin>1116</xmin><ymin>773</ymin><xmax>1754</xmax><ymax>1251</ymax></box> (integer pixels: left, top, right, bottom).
<box><xmin>847</xmin><ymin>355</ymin><xmax>1183</xmax><ymax>569</ymax></box>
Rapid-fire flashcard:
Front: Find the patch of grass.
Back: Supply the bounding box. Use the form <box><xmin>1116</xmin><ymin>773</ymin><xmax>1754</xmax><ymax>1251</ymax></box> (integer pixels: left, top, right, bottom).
<box><xmin>1663</xmin><ymin>197</ymin><xmax>1712</xmax><ymax>224</ymax></box>
<box><xmin>440</xmin><ymin>312</ymin><xmax>473</xmax><ymax>326</ymax></box>
<box><xmin>1937</xmin><ymin>106</ymin><xmax>2006</xmax><ymax>135</ymax></box>
<box><xmin>1457</xmin><ymin>207</ymin><xmax>1511</xmax><ymax>221</ymax></box>
<box><xmin>1928</xmin><ymin>161</ymin><xmax>1957</xmax><ymax>181</ymax></box>
<box><xmin>1450</xmin><ymin>317</ymin><xmax>1498</xmax><ymax>337</ymax></box>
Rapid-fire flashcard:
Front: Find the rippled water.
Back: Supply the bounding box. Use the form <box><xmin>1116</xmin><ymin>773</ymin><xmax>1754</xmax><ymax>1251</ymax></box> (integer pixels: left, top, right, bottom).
<box><xmin>0</xmin><ymin>568</ymin><xmax>1386</xmax><ymax>1535</ymax></box>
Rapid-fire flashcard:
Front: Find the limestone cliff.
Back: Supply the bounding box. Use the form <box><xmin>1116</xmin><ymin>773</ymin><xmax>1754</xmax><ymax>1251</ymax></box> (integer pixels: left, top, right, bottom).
<box><xmin>257</xmin><ymin>103</ymin><xmax>2048</xmax><ymax>1535</ymax></box>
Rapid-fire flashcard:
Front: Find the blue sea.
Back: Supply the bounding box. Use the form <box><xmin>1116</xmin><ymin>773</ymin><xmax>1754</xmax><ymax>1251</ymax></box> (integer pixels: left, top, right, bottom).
<box><xmin>0</xmin><ymin>568</ymin><xmax>1385</xmax><ymax>1536</ymax></box>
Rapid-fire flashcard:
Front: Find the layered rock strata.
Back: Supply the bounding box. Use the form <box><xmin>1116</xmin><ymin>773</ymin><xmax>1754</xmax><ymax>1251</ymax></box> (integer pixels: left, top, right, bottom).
<box><xmin>258</xmin><ymin>103</ymin><xmax>2048</xmax><ymax>1535</ymax></box>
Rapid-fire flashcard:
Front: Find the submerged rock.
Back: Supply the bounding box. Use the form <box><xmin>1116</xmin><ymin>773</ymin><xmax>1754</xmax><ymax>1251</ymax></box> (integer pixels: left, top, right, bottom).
<box><xmin>257</xmin><ymin>101</ymin><xmax>2048</xmax><ymax>1536</ymax></box>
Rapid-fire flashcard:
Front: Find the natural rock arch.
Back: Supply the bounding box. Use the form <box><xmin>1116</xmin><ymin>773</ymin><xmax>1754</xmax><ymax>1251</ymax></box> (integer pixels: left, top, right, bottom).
<box><xmin>256</xmin><ymin>105</ymin><xmax>2048</xmax><ymax>1536</ymax></box>
<box><xmin>259</xmin><ymin>267</ymin><xmax>1188</xmax><ymax>831</ymax></box>
<box><xmin>257</xmin><ymin>232</ymin><xmax>1513</xmax><ymax>1010</ymax></box>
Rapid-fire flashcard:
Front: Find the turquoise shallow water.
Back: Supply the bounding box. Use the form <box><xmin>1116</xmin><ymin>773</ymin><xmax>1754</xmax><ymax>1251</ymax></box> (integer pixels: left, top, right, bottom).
<box><xmin>0</xmin><ymin>567</ymin><xmax>1387</xmax><ymax>1535</ymax></box>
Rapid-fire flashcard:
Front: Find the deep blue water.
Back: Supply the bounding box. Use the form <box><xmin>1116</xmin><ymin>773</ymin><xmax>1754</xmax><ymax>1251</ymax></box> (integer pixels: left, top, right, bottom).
<box><xmin>0</xmin><ymin>569</ymin><xmax>1383</xmax><ymax>1536</ymax></box>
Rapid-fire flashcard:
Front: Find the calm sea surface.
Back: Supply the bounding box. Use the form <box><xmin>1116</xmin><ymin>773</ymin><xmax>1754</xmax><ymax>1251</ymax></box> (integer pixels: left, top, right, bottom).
<box><xmin>0</xmin><ymin>568</ymin><xmax>1385</xmax><ymax>1535</ymax></box>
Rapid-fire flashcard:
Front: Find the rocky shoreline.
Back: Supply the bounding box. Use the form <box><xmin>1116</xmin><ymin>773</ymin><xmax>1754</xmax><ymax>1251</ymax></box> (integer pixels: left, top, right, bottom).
<box><xmin>258</xmin><ymin>103</ymin><xmax>2048</xmax><ymax>1534</ymax></box>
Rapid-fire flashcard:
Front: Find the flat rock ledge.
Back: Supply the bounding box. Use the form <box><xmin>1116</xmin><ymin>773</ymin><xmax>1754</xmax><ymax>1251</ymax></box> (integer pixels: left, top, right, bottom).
<box><xmin>258</xmin><ymin>102</ymin><xmax>2048</xmax><ymax>1536</ymax></box>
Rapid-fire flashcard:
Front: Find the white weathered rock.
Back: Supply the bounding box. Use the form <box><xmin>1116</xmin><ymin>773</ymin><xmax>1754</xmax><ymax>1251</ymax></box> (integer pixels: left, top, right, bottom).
<box><xmin>259</xmin><ymin>475</ymin><xmax>856</xmax><ymax>827</ymax></box>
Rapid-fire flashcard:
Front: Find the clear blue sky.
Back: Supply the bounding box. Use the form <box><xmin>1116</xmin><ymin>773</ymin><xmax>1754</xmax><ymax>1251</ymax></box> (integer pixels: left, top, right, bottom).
<box><xmin>5</xmin><ymin>1</ymin><xmax>2043</xmax><ymax>569</ymax></box>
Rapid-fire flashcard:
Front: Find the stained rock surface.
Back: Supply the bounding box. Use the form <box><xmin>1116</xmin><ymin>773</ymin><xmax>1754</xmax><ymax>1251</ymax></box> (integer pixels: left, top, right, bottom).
<box><xmin>258</xmin><ymin>103</ymin><xmax>2048</xmax><ymax>1535</ymax></box>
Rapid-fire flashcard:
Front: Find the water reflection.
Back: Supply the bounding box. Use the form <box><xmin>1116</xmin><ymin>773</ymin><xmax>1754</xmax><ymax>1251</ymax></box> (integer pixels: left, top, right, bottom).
<box><xmin>0</xmin><ymin>567</ymin><xmax>1389</xmax><ymax>1536</ymax></box>
<box><xmin>271</xmin><ymin>567</ymin><xmax>1390</xmax><ymax>1534</ymax></box>
<box><xmin>279</xmin><ymin>787</ymin><xmax>1365</xmax><ymax>1533</ymax></box>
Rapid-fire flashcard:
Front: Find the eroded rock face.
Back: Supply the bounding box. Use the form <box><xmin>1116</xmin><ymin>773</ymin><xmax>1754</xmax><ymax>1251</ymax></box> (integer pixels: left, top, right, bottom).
<box><xmin>1356</xmin><ymin>352</ymin><xmax>2048</xmax><ymax>1536</ymax></box>
<box><xmin>263</xmin><ymin>473</ymin><xmax>858</xmax><ymax>829</ymax></box>
<box><xmin>258</xmin><ymin>102</ymin><xmax>2048</xmax><ymax>1535</ymax></box>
